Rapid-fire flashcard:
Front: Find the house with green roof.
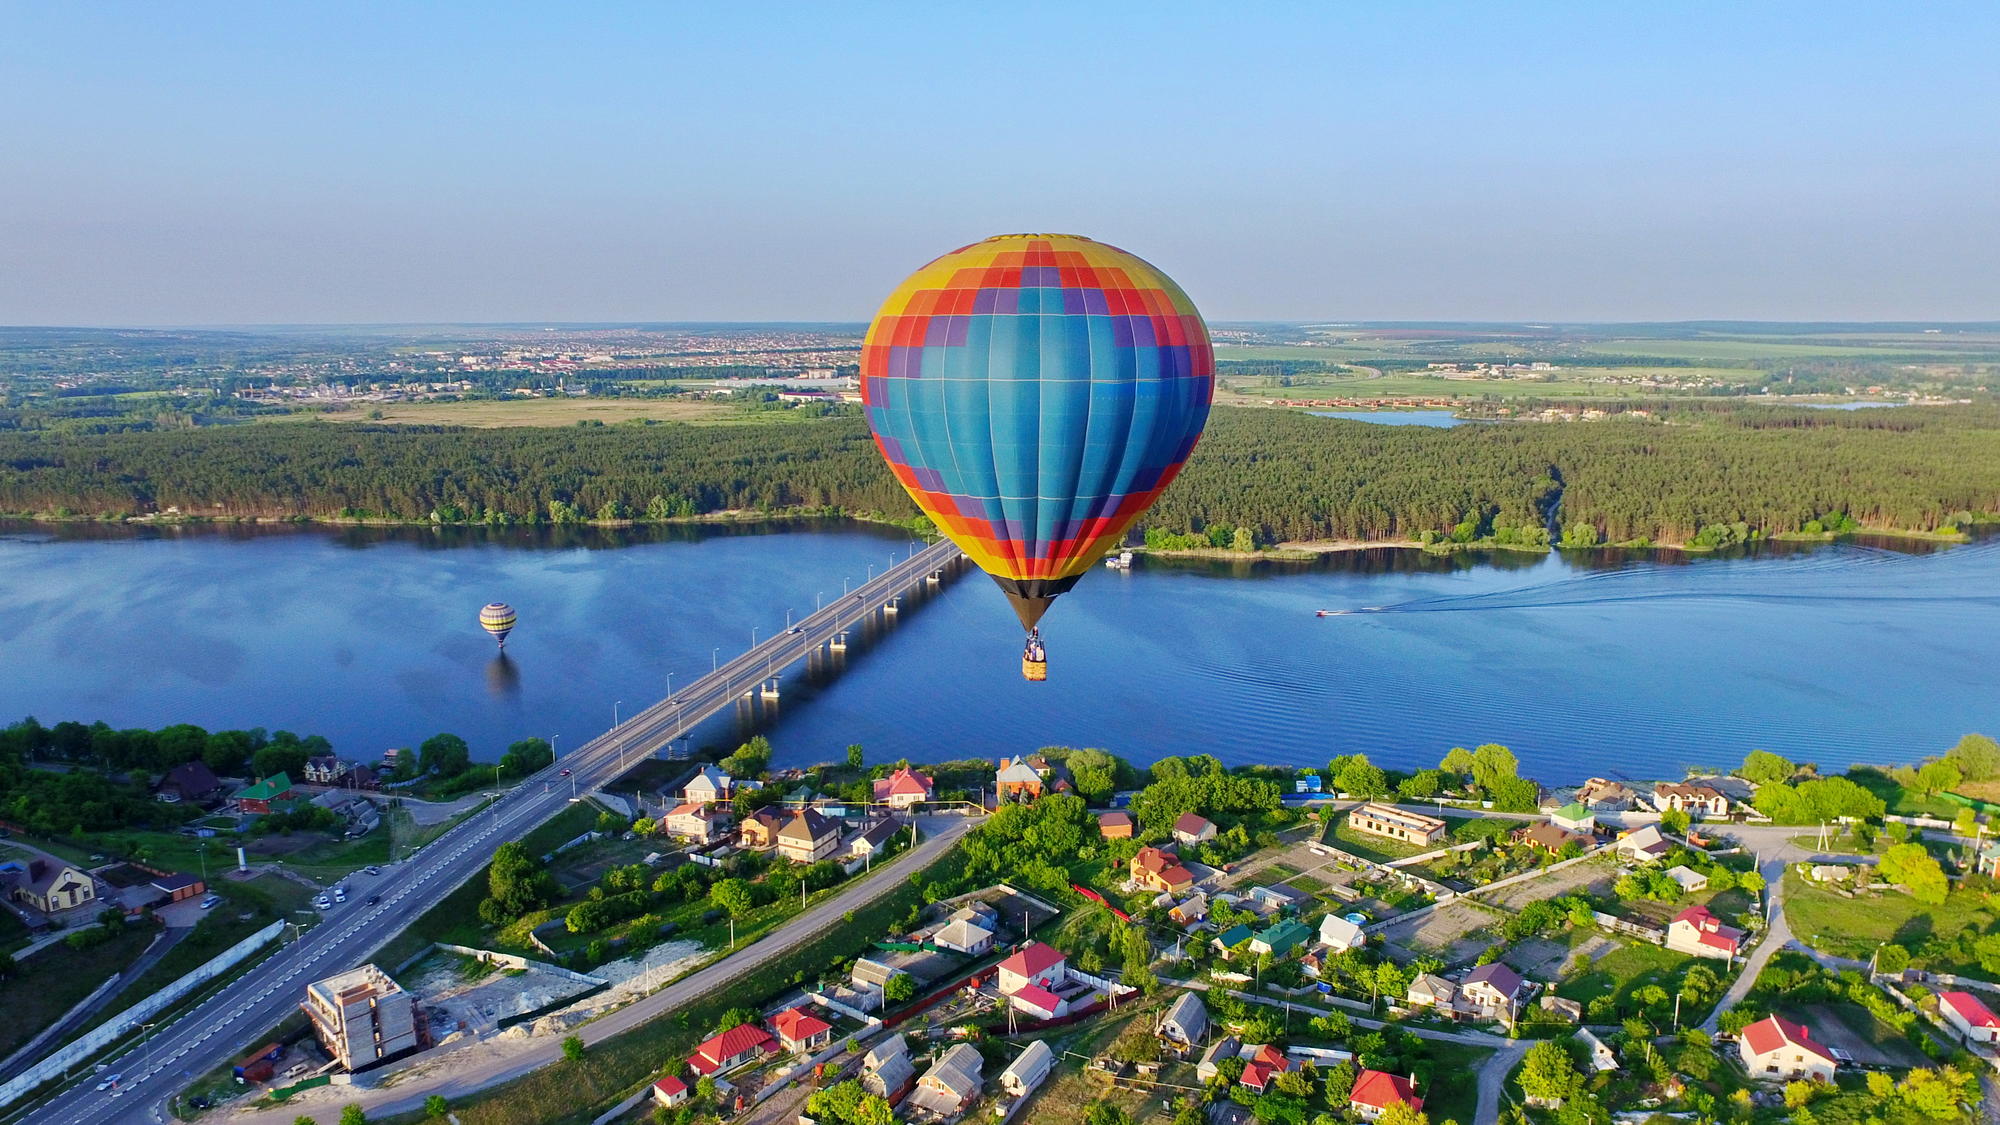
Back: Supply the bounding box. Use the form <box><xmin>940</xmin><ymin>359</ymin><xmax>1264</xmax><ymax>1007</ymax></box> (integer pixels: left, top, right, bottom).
<box><xmin>1550</xmin><ymin>801</ymin><xmax>1596</xmax><ymax>834</ymax></box>
<box><xmin>235</xmin><ymin>772</ymin><xmax>296</xmax><ymax>814</ymax></box>
<box><xmin>1249</xmin><ymin>918</ymin><xmax>1312</xmax><ymax>958</ymax></box>
<box><xmin>1213</xmin><ymin>923</ymin><xmax>1254</xmax><ymax>955</ymax></box>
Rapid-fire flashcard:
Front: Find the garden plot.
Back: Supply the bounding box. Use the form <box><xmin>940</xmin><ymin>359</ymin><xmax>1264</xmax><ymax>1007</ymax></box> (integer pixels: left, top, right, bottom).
<box><xmin>1778</xmin><ymin>1002</ymin><xmax>1931</xmax><ymax>1069</ymax></box>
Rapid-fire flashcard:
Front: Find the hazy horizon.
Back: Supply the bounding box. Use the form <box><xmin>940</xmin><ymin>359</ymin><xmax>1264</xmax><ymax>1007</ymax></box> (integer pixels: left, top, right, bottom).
<box><xmin>5</xmin><ymin>4</ymin><xmax>1998</xmax><ymax>325</ymax></box>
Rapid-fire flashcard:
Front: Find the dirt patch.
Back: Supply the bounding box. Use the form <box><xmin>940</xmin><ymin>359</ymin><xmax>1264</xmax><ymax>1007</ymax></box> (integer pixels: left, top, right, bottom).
<box><xmin>243</xmin><ymin>833</ymin><xmax>327</xmax><ymax>856</ymax></box>
<box><xmin>1378</xmin><ymin>900</ymin><xmax>1506</xmax><ymax>964</ymax></box>
<box><xmin>1505</xmin><ymin>937</ymin><xmax>1576</xmax><ymax>978</ymax></box>
<box><xmin>409</xmin><ymin>953</ymin><xmax>601</xmax><ymax>1043</ymax></box>
<box><xmin>1478</xmin><ymin>856</ymin><xmax>1618</xmax><ymax>910</ymax></box>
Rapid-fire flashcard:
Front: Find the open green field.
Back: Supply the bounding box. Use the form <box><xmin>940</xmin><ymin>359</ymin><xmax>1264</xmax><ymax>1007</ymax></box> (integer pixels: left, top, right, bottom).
<box><xmin>1218</xmin><ymin>372</ymin><xmax>1649</xmax><ymax>399</ymax></box>
<box><xmin>303</xmin><ymin>396</ymin><xmax>829</xmax><ymax>428</ymax></box>
<box><xmin>1554</xmin><ymin>938</ymin><xmax>1715</xmax><ymax>1023</ymax></box>
<box><xmin>1782</xmin><ymin>870</ymin><xmax>1994</xmax><ymax>973</ymax></box>
<box><xmin>0</xmin><ymin>924</ymin><xmax>153</xmax><ymax>1059</ymax></box>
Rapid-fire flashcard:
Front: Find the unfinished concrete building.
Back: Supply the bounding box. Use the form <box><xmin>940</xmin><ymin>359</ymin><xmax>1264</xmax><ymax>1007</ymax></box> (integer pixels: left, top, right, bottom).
<box><xmin>304</xmin><ymin>964</ymin><xmax>418</xmax><ymax>1071</ymax></box>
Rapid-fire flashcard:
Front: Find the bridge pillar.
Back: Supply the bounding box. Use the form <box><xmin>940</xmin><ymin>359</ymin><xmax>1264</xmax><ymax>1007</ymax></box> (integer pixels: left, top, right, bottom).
<box><xmin>885</xmin><ymin>596</ymin><xmax>900</xmax><ymax>616</ymax></box>
<box><xmin>830</xmin><ymin>631</ymin><xmax>847</xmax><ymax>652</ymax></box>
<box><xmin>760</xmin><ymin>678</ymin><xmax>781</xmax><ymax>700</ymax></box>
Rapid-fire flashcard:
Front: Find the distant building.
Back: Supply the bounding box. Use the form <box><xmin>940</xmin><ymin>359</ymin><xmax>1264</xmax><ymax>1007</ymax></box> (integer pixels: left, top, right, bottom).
<box><xmin>1348</xmin><ymin>804</ymin><xmax>1446</xmax><ymax>846</ymax></box>
<box><xmin>995</xmin><ymin>757</ymin><xmax>1046</xmax><ymax>802</ymax></box>
<box><xmin>151</xmin><ymin>872</ymin><xmax>205</xmax><ymax>903</ymax></box>
<box><xmin>156</xmin><ymin>760</ymin><xmax>223</xmax><ymax>805</ymax></box>
<box><xmin>1173</xmin><ymin>813</ymin><xmax>1217</xmax><ymax>845</ymax></box>
<box><xmin>234</xmin><ymin>773</ymin><xmax>296</xmax><ymax>814</ymax></box>
<box><xmin>872</xmin><ymin>767</ymin><xmax>934</xmax><ymax>809</ymax></box>
<box><xmin>303</xmin><ymin>756</ymin><xmax>350</xmax><ymax>784</ymax></box>
<box><xmin>682</xmin><ymin>766</ymin><xmax>731</xmax><ymax>806</ymax></box>
<box><xmin>851</xmin><ymin>957</ymin><xmax>902</xmax><ymax>990</ymax></box>
<box><xmin>1575</xmin><ymin>777</ymin><xmax>1635</xmax><ymax>811</ymax></box>
<box><xmin>1738</xmin><ymin>1015</ymin><xmax>1836</xmax><ymax>1082</ymax></box>
<box><xmin>1664</xmin><ymin>865</ymin><xmax>1709</xmax><ymax>893</ymax></box>
<box><xmin>1319</xmin><ymin>914</ymin><xmax>1366</xmax><ymax>950</ymax></box>
<box><xmin>1130</xmin><ymin>846</ymin><xmax>1194</xmax><ymax>894</ymax></box>
<box><xmin>1515</xmin><ymin>822</ymin><xmax>1591</xmax><ymax>854</ymax></box>
<box><xmin>777</xmin><ymin>808</ymin><xmax>841</xmax><ymax>863</ymax></box>
<box><xmin>1666</xmin><ymin>905</ymin><xmax>1742</xmax><ymax>961</ymax></box>
<box><xmin>303</xmin><ymin>964</ymin><xmax>418</xmax><ymax>1072</ymax></box>
<box><xmin>1097</xmin><ymin>811</ymin><xmax>1134</xmax><ymax>839</ymax></box>
<box><xmin>1350</xmin><ymin>1069</ymin><xmax>1423</xmax><ymax>1121</ymax></box>
<box><xmin>1654</xmin><ymin>782</ymin><xmax>1729</xmax><ymax>818</ymax></box>
<box><xmin>1938</xmin><ymin>991</ymin><xmax>2000</xmax><ymax>1045</ymax></box>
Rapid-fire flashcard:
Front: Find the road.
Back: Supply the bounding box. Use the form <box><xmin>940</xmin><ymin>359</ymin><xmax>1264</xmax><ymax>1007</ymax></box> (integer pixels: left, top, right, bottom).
<box><xmin>226</xmin><ymin>816</ymin><xmax>972</xmax><ymax>1125</ymax></box>
<box><xmin>21</xmin><ymin>538</ymin><xmax>962</xmax><ymax>1125</ymax></box>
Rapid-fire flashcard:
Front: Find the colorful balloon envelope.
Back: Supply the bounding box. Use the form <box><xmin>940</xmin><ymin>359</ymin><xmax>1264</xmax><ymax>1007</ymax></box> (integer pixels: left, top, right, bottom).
<box><xmin>861</xmin><ymin>233</ymin><xmax>1214</xmax><ymax>648</ymax></box>
<box><xmin>479</xmin><ymin>602</ymin><xmax>516</xmax><ymax>647</ymax></box>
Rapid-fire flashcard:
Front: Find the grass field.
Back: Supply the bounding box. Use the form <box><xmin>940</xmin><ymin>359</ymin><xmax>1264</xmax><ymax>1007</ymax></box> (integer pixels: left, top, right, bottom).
<box><xmin>0</xmin><ymin>924</ymin><xmax>153</xmax><ymax>1059</ymax></box>
<box><xmin>1553</xmin><ymin>939</ymin><xmax>1714</xmax><ymax>1022</ymax></box>
<box><xmin>1782</xmin><ymin>870</ymin><xmax>1993</xmax><ymax>973</ymax></box>
<box><xmin>306</xmin><ymin>396</ymin><xmax>824</xmax><ymax>427</ymax></box>
<box><xmin>1218</xmin><ymin>372</ymin><xmax>1645</xmax><ymax>400</ymax></box>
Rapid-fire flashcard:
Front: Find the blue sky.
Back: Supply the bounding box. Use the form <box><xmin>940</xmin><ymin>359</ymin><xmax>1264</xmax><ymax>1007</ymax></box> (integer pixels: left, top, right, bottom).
<box><xmin>3</xmin><ymin>3</ymin><xmax>1996</xmax><ymax>324</ymax></box>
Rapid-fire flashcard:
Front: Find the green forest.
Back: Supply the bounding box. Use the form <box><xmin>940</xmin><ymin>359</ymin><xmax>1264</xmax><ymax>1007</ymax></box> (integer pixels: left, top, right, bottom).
<box><xmin>1</xmin><ymin>403</ymin><xmax>1998</xmax><ymax>547</ymax></box>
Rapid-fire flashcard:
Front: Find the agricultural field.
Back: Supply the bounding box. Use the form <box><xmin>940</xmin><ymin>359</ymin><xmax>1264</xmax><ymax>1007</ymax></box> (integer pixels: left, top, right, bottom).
<box><xmin>307</xmin><ymin>395</ymin><xmax>824</xmax><ymax>428</ymax></box>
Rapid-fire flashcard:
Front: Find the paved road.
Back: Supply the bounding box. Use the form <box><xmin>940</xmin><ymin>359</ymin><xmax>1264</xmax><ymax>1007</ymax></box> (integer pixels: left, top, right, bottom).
<box><xmin>1698</xmin><ymin>832</ymin><xmax>1801</xmax><ymax>1034</ymax></box>
<box><xmin>226</xmin><ymin>816</ymin><xmax>971</xmax><ymax>1125</ymax></box>
<box><xmin>19</xmin><ymin>539</ymin><xmax>961</xmax><ymax>1125</ymax></box>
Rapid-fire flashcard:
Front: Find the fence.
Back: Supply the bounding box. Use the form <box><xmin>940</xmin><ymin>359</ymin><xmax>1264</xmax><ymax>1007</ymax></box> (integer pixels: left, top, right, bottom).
<box><xmin>1590</xmin><ymin>911</ymin><xmax>1666</xmax><ymax>944</ymax></box>
<box><xmin>0</xmin><ymin>920</ymin><xmax>284</xmax><ymax>1110</ymax></box>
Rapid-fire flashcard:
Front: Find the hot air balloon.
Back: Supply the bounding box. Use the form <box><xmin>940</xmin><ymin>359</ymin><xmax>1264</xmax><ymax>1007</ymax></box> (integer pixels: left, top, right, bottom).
<box><xmin>480</xmin><ymin>602</ymin><xmax>516</xmax><ymax>649</ymax></box>
<box><xmin>861</xmin><ymin>234</ymin><xmax>1214</xmax><ymax>680</ymax></box>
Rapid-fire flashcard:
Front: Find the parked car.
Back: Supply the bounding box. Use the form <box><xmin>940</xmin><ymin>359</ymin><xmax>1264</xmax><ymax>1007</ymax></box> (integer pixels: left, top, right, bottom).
<box><xmin>199</xmin><ymin>894</ymin><xmax>221</xmax><ymax>909</ymax></box>
<box><xmin>313</xmin><ymin>896</ymin><xmax>331</xmax><ymax>910</ymax></box>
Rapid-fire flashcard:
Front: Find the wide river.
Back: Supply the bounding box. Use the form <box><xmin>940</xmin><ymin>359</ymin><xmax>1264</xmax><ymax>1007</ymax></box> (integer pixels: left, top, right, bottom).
<box><xmin>2</xmin><ymin>520</ymin><xmax>1995</xmax><ymax>784</ymax></box>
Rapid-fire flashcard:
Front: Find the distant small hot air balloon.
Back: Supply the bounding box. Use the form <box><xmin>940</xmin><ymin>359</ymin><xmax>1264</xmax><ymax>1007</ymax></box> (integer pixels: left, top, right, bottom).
<box><xmin>480</xmin><ymin>602</ymin><xmax>516</xmax><ymax>649</ymax></box>
<box><xmin>861</xmin><ymin>234</ymin><xmax>1214</xmax><ymax>680</ymax></box>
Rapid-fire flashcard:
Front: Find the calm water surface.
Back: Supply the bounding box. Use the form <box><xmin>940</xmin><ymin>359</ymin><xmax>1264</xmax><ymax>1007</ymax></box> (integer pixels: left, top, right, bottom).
<box><xmin>2</xmin><ymin>521</ymin><xmax>1995</xmax><ymax>783</ymax></box>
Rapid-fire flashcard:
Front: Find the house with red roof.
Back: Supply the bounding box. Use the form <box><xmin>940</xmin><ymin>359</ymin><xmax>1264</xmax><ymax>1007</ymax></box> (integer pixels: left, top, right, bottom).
<box><xmin>1939</xmin><ymin>990</ymin><xmax>2000</xmax><ymax>1045</ymax></box>
<box><xmin>1130</xmin><ymin>846</ymin><xmax>1194</xmax><ymax>894</ymax></box>
<box><xmin>771</xmin><ymin>1006</ymin><xmax>833</xmax><ymax>1054</ymax></box>
<box><xmin>1097</xmin><ymin>811</ymin><xmax>1134</xmax><ymax>839</ymax></box>
<box><xmin>872</xmin><ymin>767</ymin><xmax>934</xmax><ymax>809</ymax></box>
<box><xmin>1737</xmin><ymin>1014</ymin><xmax>1837</xmax><ymax>1082</ymax></box>
<box><xmin>1350</xmin><ymin>1069</ymin><xmax>1423</xmax><ymax>1121</ymax></box>
<box><xmin>996</xmin><ymin>942</ymin><xmax>1067</xmax><ymax>995</ymax></box>
<box><xmin>1239</xmin><ymin>1044</ymin><xmax>1291</xmax><ymax>1092</ymax></box>
<box><xmin>686</xmin><ymin>1022</ymin><xmax>775</xmax><ymax>1076</ymax></box>
<box><xmin>650</xmin><ymin>1076</ymin><xmax>689</xmax><ymax>1108</ymax></box>
<box><xmin>1173</xmin><ymin>812</ymin><xmax>1217</xmax><ymax>845</ymax></box>
<box><xmin>1666</xmin><ymin>905</ymin><xmax>1743</xmax><ymax>961</ymax></box>
<box><xmin>1008</xmin><ymin>982</ymin><xmax>1069</xmax><ymax>1020</ymax></box>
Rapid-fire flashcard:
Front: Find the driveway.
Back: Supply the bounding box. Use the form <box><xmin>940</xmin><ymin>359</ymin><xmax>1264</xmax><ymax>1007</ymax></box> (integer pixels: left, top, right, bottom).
<box><xmin>1698</xmin><ymin>827</ymin><xmax>1809</xmax><ymax>1033</ymax></box>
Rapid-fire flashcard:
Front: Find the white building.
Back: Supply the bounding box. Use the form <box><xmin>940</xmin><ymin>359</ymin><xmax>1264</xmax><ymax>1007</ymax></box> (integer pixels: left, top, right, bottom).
<box><xmin>1738</xmin><ymin>1015</ymin><xmax>1837</xmax><ymax>1083</ymax></box>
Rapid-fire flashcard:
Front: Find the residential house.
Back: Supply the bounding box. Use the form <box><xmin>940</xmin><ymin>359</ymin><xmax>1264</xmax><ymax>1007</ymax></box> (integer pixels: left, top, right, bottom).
<box><xmin>777</xmin><ymin>808</ymin><xmax>841</xmax><ymax>863</ymax></box>
<box><xmin>1737</xmin><ymin>1015</ymin><xmax>1837</xmax><ymax>1082</ymax></box>
<box><xmin>1460</xmin><ymin>962</ymin><xmax>1525</xmax><ymax>1015</ymax></box>
<box><xmin>1238</xmin><ymin>1044</ymin><xmax>1291</xmax><ymax>1093</ymax></box>
<box><xmin>156</xmin><ymin>760</ymin><xmax>223</xmax><ymax>805</ymax></box>
<box><xmin>851</xmin><ymin>957</ymin><xmax>902</xmax><ymax>991</ymax></box>
<box><xmin>1664</xmin><ymin>865</ymin><xmax>1709</xmax><ymax>893</ymax></box>
<box><xmin>1098</xmin><ymin>811</ymin><xmax>1134</xmax><ymax>839</ymax></box>
<box><xmin>996</xmin><ymin>942</ymin><xmax>1067</xmax><ymax>995</ymax></box>
<box><xmin>1157</xmin><ymin>993</ymin><xmax>1208</xmax><ymax>1056</ymax></box>
<box><xmin>1549</xmin><ymin>802</ymin><xmax>1597</xmax><ymax>833</ymax></box>
<box><xmin>873</xmin><ymin>767</ymin><xmax>935</xmax><ymax>809</ymax></box>
<box><xmin>1977</xmin><ymin>841</ymin><xmax>2000</xmax><ymax>879</ymax></box>
<box><xmin>934</xmin><ymin>917</ymin><xmax>996</xmax><ymax>956</ymax></box>
<box><xmin>1406</xmin><ymin>973</ymin><xmax>1456</xmax><ymax>1011</ymax></box>
<box><xmin>1539</xmin><ymin>995</ymin><xmax>1583</xmax><ymax>1023</ymax></box>
<box><xmin>1666</xmin><ymin>905</ymin><xmax>1742</xmax><ymax>961</ymax></box>
<box><xmin>1173</xmin><ymin>812</ymin><xmax>1217</xmax><ymax>845</ymax></box>
<box><xmin>1348</xmin><ymin>803</ymin><xmax>1446</xmax><ymax>846</ymax></box>
<box><xmin>682</xmin><ymin>766</ymin><xmax>732</xmax><ymax>806</ymax></box>
<box><xmin>738</xmin><ymin>807</ymin><xmax>786</xmax><ymax>850</ymax></box>
<box><xmin>151</xmin><ymin>872</ymin><xmax>205</xmax><ymax>903</ymax></box>
<box><xmin>1938</xmin><ymin>991</ymin><xmax>2000</xmax><ymax>1045</ymax></box>
<box><xmin>994</xmin><ymin>756</ymin><xmax>1045</xmax><ymax>802</ymax></box>
<box><xmin>1249</xmin><ymin>919</ymin><xmax>1311</xmax><ymax>958</ymax></box>
<box><xmin>1318</xmin><ymin>913</ymin><xmax>1366</xmax><ymax>951</ymax></box>
<box><xmin>650</xmin><ymin>1077</ymin><xmax>689</xmax><ymax>1108</ymax></box>
<box><xmin>11</xmin><ymin>859</ymin><xmax>96</xmax><ymax>913</ymax></box>
<box><xmin>999</xmin><ymin>1040</ymin><xmax>1052</xmax><ymax>1097</ymax></box>
<box><xmin>1169</xmin><ymin>893</ymin><xmax>1209</xmax><ymax>928</ymax></box>
<box><xmin>303</xmin><ymin>964</ymin><xmax>418</xmax><ymax>1072</ymax></box>
<box><xmin>1212</xmin><ymin>923</ymin><xmax>1254</xmax><ymax>955</ymax></box>
<box><xmin>848</xmin><ymin>818</ymin><xmax>902</xmax><ymax>860</ymax></box>
<box><xmin>1575</xmin><ymin>1028</ymin><xmax>1617</xmax><ymax>1072</ymax></box>
<box><xmin>1130</xmin><ymin>846</ymin><xmax>1195</xmax><ymax>895</ymax></box>
<box><xmin>1350</xmin><ymin>1070</ymin><xmax>1423</xmax><ymax>1121</ymax></box>
<box><xmin>1653</xmin><ymin>782</ymin><xmax>1729</xmax><ymax>818</ymax></box>
<box><xmin>1247</xmin><ymin>884</ymin><xmax>1312</xmax><ymax>915</ymax></box>
<box><xmin>664</xmin><ymin>802</ymin><xmax>732</xmax><ymax>845</ymax></box>
<box><xmin>1615</xmin><ymin>824</ymin><xmax>1672</xmax><ymax>863</ymax></box>
<box><xmin>686</xmin><ymin>1022</ymin><xmax>775</xmax><ymax>1076</ymax></box>
<box><xmin>303</xmin><ymin>755</ymin><xmax>349</xmax><ymax>784</ymax></box>
<box><xmin>234</xmin><ymin>773</ymin><xmax>296</xmax><ymax>814</ymax></box>
<box><xmin>771</xmin><ymin>1006</ymin><xmax>833</xmax><ymax>1054</ymax></box>
<box><xmin>1515</xmin><ymin>822</ymin><xmax>1591</xmax><ymax>855</ymax></box>
<box><xmin>861</xmin><ymin>1034</ymin><xmax>916</xmax><ymax>1103</ymax></box>
<box><xmin>1576</xmin><ymin>777</ymin><xmax>1635</xmax><ymax>810</ymax></box>
<box><xmin>1008</xmin><ymin>983</ymin><xmax>1068</xmax><ymax>1020</ymax></box>
<box><xmin>906</xmin><ymin>1043</ymin><xmax>984</xmax><ymax>1117</ymax></box>
<box><xmin>334</xmin><ymin>764</ymin><xmax>380</xmax><ymax>791</ymax></box>
<box><xmin>1195</xmin><ymin>1035</ymin><xmax>1241</xmax><ymax>1083</ymax></box>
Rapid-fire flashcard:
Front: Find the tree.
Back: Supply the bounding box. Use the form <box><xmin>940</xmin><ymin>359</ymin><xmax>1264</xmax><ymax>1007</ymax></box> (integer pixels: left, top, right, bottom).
<box><xmin>1878</xmin><ymin>842</ymin><xmax>1949</xmax><ymax>905</ymax></box>
<box><xmin>1518</xmin><ymin>1041</ymin><xmax>1583</xmax><ymax>1105</ymax></box>
<box><xmin>295</xmin><ymin>1118</ymin><xmax>318</xmax><ymax>1125</ymax></box>
<box><xmin>1739</xmin><ymin>750</ymin><xmax>1794</xmax><ymax>786</ymax></box>
<box><xmin>482</xmin><ymin>840</ymin><xmax>558</xmax><ymax>922</ymax></box>
<box><xmin>884</xmin><ymin>971</ymin><xmax>917</xmax><ymax>1004</ymax></box>
<box><xmin>1944</xmin><ymin>733</ymin><xmax>2000</xmax><ymax>780</ymax></box>
<box><xmin>1782</xmin><ymin>1080</ymin><xmax>1814</xmax><ymax>1109</ymax></box>
<box><xmin>418</xmin><ymin>733</ymin><xmax>471</xmax><ymax>778</ymax></box>
<box><xmin>1659</xmin><ymin>807</ymin><xmax>1691</xmax><ymax>835</ymax></box>
<box><xmin>1378</xmin><ymin>1106</ymin><xmax>1429</xmax><ymax>1125</ymax></box>
<box><xmin>1914</xmin><ymin>759</ymin><xmax>1962</xmax><ymax>798</ymax></box>
<box><xmin>846</xmin><ymin>744</ymin><xmax>864</xmax><ymax>770</ymax></box>
<box><xmin>1470</xmin><ymin>744</ymin><xmax>1519</xmax><ymax>793</ymax></box>
<box><xmin>562</xmin><ymin>1035</ymin><xmax>585</xmax><ymax>1062</ymax></box>
<box><xmin>498</xmin><ymin>737</ymin><xmax>553</xmax><ymax>779</ymax></box>
<box><xmin>1973</xmin><ymin>932</ymin><xmax>2000</xmax><ymax>976</ymax></box>
<box><xmin>1083</xmin><ymin>1103</ymin><xmax>1132</xmax><ymax>1125</ymax></box>
<box><xmin>424</xmin><ymin>1095</ymin><xmax>449</xmax><ymax>1118</ymax></box>
<box><xmin>339</xmin><ymin>1107</ymin><xmax>369</xmax><ymax>1125</ymax></box>
<box><xmin>1874</xmin><ymin>943</ymin><xmax>1910</xmax><ymax>974</ymax></box>
<box><xmin>1335</xmin><ymin>757</ymin><xmax>1390</xmax><ymax>800</ymax></box>
<box><xmin>708</xmin><ymin>878</ymin><xmax>757</xmax><ymax>918</ymax></box>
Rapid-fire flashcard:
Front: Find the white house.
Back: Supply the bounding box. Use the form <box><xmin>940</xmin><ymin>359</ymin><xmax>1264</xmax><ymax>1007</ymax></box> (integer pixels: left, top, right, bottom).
<box><xmin>1666</xmin><ymin>904</ymin><xmax>1742</xmax><ymax>961</ymax></box>
<box><xmin>1548</xmin><ymin>802</ymin><xmax>1597</xmax><ymax>833</ymax></box>
<box><xmin>682</xmin><ymin>766</ymin><xmax>731</xmax><ymax>805</ymax></box>
<box><xmin>999</xmin><ymin>1040</ymin><xmax>1052</xmax><ymax>1097</ymax></box>
<box><xmin>1939</xmin><ymin>991</ymin><xmax>2000</xmax><ymax>1045</ymax></box>
<box><xmin>1575</xmin><ymin>1028</ymin><xmax>1617</xmax><ymax>1072</ymax></box>
<box><xmin>1653</xmin><ymin>782</ymin><xmax>1729</xmax><ymax>818</ymax></box>
<box><xmin>1616</xmin><ymin>824</ymin><xmax>1672</xmax><ymax>862</ymax></box>
<box><xmin>996</xmin><ymin>942</ymin><xmax>1067</xmax><ymax>995</ymax></box>
<box><xmin>1738</xmin><ymin>1015</ymin><xmax>1837</xmax><ymax>1083</ymax></box>
<box><xmin>1318</xmin><ymin>914</ymin><xmax>1366</xmax><ymax>951</ymax></box>
<box><xmin>1156</xmin><ymin>993</ymin><xmax>1208</xmax><ymax>1056</ymax></box>
<box><xmin>934</xmin><ymin>917</ymin><xmax>995</xmax><ymax>956</ymax></box>
<box><xmin>1173</xmin><ymin>812</ymin><xmax>1218</xmax><ymax>845</ymax></box>
<box><xmin>1664</xmin><ymin>865</ymin><xmax>1709</xmax><ymax>893</ymax></box>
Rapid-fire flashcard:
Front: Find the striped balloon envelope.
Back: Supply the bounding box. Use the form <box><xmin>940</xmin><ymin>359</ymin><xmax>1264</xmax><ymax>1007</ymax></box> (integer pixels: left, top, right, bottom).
<box><xmin>479</xmin><ymin>602</ymin><xmax>516</xmax><ymax>648</ymax></box>
<box><xmin>861</xmin><ymin>234</ymin><xmax>1214</xmax><ymax>640</ymax></box>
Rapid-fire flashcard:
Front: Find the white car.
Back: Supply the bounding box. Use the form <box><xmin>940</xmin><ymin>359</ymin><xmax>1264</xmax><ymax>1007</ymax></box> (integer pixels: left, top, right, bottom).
<box><xmin>313</xmin><ymin>896</ymin><xmax>331</xmax><ymax>910</ymax></box>
<box><xmin>95</xmin><ymin>1074</ymin><xmax>121</xmax><ymax>1091</ymax></box>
